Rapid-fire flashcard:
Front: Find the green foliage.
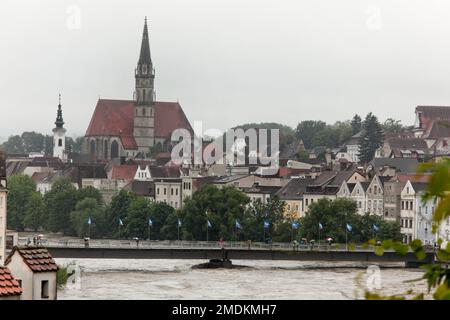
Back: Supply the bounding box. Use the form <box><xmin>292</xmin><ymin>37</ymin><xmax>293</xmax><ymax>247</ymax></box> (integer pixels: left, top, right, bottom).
<box><xmin>23</xmin><ymin>191</ymin><xmax>45</xmax><ymax>231</ymax></box>
<box><xmin>178</xmin><ymin>185</ymin><xmax>249</xmax><ymax>241</ymax></box>
<box><xmin>7</xmin><ymin>175</ymin><xmax>38</xmax><ymax>231</ymax></box>
<box><xmin>44</xmin><ymin>177</ymin><xmax>78</xmax><ymax>235</ymax></box>
<box><xmin>70</xmin><ymin>198</ymin><xmax>107</xmax><ymax>238</ymax></box>
<box><xmin>124</xmin><ymin>197</ymin><xmax>153</xmax><ymax>238</ymax></box>
<box><xmin>351</xmin><ymin>114</ymin><xmax>362</xmax><ymax>135</ymax></box>
<box><xmin>295</xmin><ymin>120</ymin><xmax>327</xmax><ymax>149</ymax></box>
<box><xmin>1</xmin><ymin>131</ymin><xmax>83</xmax><ymax>155</ymax></box>
<box><xmin>358</xmin><ymin>113</ymin><xmax>384</xmax><ymax>164</ymax></box>
<box><xmin>56</xmin><ymin>265</ymin><xmax>73</xmax><ymax>287</ymax></box>
<box><xmin>382</xmin><ymin>118</ymin><xmax>404</xmax><ymax>136</ymax></box>
<box><xmin>298</xmin><ymin>198</ymin><xmax>401</xmax><ymax>243</ymax></box>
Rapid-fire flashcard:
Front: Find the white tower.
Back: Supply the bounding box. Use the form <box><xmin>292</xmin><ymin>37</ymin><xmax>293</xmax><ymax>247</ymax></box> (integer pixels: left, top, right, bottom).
<box><xmin>53</xmin><ymin>94</ymin><xmax>67</xmax><ymax>161</ymax></box>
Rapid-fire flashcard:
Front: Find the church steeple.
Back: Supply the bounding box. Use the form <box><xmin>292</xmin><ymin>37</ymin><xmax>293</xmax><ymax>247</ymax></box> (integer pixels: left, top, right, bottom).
<box><xmin>138</xmin><ymin>17</ymin><xmax>152</xmax><ymax>66</ymax></box>
<box><xmin>133</xmin><ymin>17</ymin><xmax>156</xmax><ymax>153</ymax></box>
<box><xmin>53</xmin><ymin>94</ymin><xmax>67</xmax><ymax>161</ymax></box>
<box><xmin>55</xmin><ymin>94</ymin><xmax>64</xmax><ymax>129</ymax></box>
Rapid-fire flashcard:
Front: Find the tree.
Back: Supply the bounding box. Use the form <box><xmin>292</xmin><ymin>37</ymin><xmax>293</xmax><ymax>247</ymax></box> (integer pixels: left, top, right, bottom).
<box><xmin>70</xmin><ymin>198</ymin><xmax>107</xmax><ymax>238</ymax></box>
<box><xmin>77</xmin><ymin>186</ymin><xmax>104</xmax><ymax>205</ymax></box>
<box><xmin>44</xmin><ymin>177</ymin><xmax>78</xmax><ymax>235</ymax></box>
<box><xmin>299</xmin><ymin>198</ymin><xmax>359</xmax><ymax>243</ymax></box>
<box><xmin>351</xmin><ymin>114</ymin><xmax>362</xmax><ymax>135</ymax></box>
<box><xmin>382</xmin><ymin>118</ymin><xmax>404</xmax><ymax>136</ymax></box>
<box><xmin>299</xmin><ymin>198</ymin><xmax>401</xmax><ymax>243</ymax></box>
<box><xmin>107</xmin><ymin>190</ymin><xmax>136</xmax><ymax>237</ymax></box>
<box><xmin>358</xmin><ymin>113</ymin><xmax>384</xmax><ymax>164</ymax></box>
<box><xmin>23</xmin><ymin>191</ymin><xmax>45</xmax><ymax>231</ymax></box>
<box><xmin>176</xmin><ymin>185</ymin><xmax>250</xmax><ymax>241</ymax></box>
<box><xmin>147</xmin><ymin>202</ymin><xmax>174</xmax><ymax>240</ymax></box>
<box><xmin>242</xmin><ymin>196</ymin><xmax>286</xmax><ymax>242</ymax></box>
<box><xmin>124</xmin><ymin>197</ymin><xmax>152</xmax><ymax>239</ymax></box>
<box><xmin>7</xmin><ymin>175</ymin><xmax>38</xmax><ymax>230</ymax></box>
<box><xmin>295</xmin><ymin>121</ymin><xmax>327</xmax><ymax>149</ymax></box>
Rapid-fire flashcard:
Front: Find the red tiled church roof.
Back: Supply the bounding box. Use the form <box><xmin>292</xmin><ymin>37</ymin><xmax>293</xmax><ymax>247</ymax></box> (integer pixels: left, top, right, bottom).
<box><xmin>0</xmin><ymin>267</ymin><xmax>22</xmax><ymax>297</ymax></box>
<box><xmin>85</xmin><ymin>99</ymin><xmax>193</xmax><ymax>149</ymax></box>
<box><xmin>5</xmin><ymin>246</ymin><xmax>58</xmax><ymax>273</ymax></box>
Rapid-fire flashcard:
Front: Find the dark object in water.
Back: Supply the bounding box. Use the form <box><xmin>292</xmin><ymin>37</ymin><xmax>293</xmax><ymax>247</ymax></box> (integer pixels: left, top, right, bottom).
<box><xmin>192</xmin><ymin>259</ymin><xmax>250</xmax><ymax>269</ymax></box>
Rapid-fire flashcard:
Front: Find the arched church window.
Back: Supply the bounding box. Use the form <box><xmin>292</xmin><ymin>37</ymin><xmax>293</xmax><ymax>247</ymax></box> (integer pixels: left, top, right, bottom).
<box><xmin>90</xmin><ymin>140</ymin><xmax>96</xmax><ymax>155</ymax></box>
<box><xmin>104</xmin><ymin>140</ymin><xmax>109</xmax><ymax>159</ymax></box>
<box><xmin>111</xmin><ymin>140</ymin><xmax>119</xmax><ymax>159</ymax></box>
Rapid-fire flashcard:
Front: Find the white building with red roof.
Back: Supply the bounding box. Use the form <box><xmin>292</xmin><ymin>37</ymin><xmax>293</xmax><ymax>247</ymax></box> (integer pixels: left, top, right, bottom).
<box><xmin>82</xmin><ymin>18</ymin><xmax>193</xmax><ymax>161</ymax></box>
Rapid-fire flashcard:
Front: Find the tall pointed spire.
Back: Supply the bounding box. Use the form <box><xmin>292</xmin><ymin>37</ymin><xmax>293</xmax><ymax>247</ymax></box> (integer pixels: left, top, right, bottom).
<box><xmin>138</xmin><ymin>17</ymin><xmax>152</xmax><ymax>66</ymax></box>
<box><xmin>55</xmin><ymin>93</ymin><xmax>64</xmax><ymax>128</ymax></box>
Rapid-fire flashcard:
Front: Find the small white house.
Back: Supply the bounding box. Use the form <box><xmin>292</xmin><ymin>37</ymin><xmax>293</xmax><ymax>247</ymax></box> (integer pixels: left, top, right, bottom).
<box><xmin>5</xmin><ymin>246</ymin><xmax>58</xmax><ymax>300</ymax></box>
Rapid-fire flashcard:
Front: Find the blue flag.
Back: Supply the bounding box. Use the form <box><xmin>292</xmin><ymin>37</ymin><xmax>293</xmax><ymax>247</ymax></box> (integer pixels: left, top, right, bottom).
<box><xmin>119</xmin><ymin>218</ymin><xmax>124</xmax><ymax>226</ymax></box>
<box><xmin>373</xmin><ymin>224</ymin><xmax>379</xmax><ymax>232</ymax></box>
<box><xmin>178</xmin><ymin>219</ymin><xmax>182</xmax><ymax>227</ymax></box>
<box><xmin>264</xmin><ymin>221</ymin><xmax>270</xmax><ymax>229</ymax></box>
<box><xmin>235</xmin><ymin>220</ymin><xmax>241</xmax><ymax>230</ymax></box>
<box><xmin>87</xmin><ymin>216</ymin><xmax>92</xmax><ymax>225</ymax></box>
<box><xmin>148</xmin><ymin>218</ymin><xmax>153</xmax><ymax>227</ymax></box>
<box><xmin>346</xmin><ymin>223</ymin><xmax>352</xmax><ymax>232</ymax></box>
<box><xmin>292</xmin><ymin>222</ymin><xmax>299</xmax><ymax>230</ymax></box>
<box><xmin>207</xmin><ymin>220</ymin><xmax>212</xmax><ymax>228</ymax></box>
<box><xmin>319</xmin><ymin>222</ymin><xmax>323</xmax><ymax>230</ymax></box>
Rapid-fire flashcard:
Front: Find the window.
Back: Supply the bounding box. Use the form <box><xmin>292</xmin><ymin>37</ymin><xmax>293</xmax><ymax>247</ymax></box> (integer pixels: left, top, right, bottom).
<box><xmin>176</xmin><ymin>189</ymin><xmax>178</xmax><ymax>196</ymax></box>
<box><xmin>305</xmin><ymin>199</ymin><xmax>309</xmax><ymax>206</ymax></box>
<box><xmin>410</xmin><ymin>201</ymin><xmax>413</xmax><ymax>210</ymax></box>
<box><xmin>401</xmin><ymin>201</ymin><xmax>404</xmax><ymax>210</ymax></box>
<box><xmin>409</xmin><ymin>220</ymin><xmax>413</xmax><ymax>229</ymax></box>
<box><xmin>41</xmin><ymin>280</ymin><xmax>49</xmax><ymax>299</ymax></box>
<box><xmin>164</xmin><ymin>188</ymin><xmax>167</xmax><ymax>195</ymax></box>
<box><xmin>358</xmin><ymin>201</ymin><xmax>362</xmax><ymax>208</ymax></box>
<box><xmin>143</xmin><ymin>108</ymin><xmax>146</xmax><ymax>116</ymax></box>
<box><xmin>58</xmin><ymin>139</ymin><xmax>62</xmax><ymax>147</ymax></box>
<box><xmin>157</xmin><ymin>188</ymin><xmax>160</xmax><ymax>195</ymax></box>
<box><xmin>171</xmin><ymin>188</ymin><xmax>174</xmax><ymax>195</ymax></box>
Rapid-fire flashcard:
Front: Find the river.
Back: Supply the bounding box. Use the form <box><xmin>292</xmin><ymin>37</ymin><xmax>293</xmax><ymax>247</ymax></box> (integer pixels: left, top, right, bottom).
<box><xmin>55</xmin><ymin>259</ymin><xmax>431</xmax><ymax>300</ymax></box>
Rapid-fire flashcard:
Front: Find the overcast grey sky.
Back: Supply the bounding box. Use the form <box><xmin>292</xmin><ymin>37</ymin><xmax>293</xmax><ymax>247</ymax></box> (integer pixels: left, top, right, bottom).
<box><xmin>1</xmin><ymin>0</ymin><xmax>450</xmax><ymax>140</ymax></box>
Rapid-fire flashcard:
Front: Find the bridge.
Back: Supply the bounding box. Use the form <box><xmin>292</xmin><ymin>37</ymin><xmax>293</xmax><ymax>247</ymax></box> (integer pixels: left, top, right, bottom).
<box><xmin>19</xmin><ymin>238</ymin><xmax>435</xmax><ymax>268</ymax></box>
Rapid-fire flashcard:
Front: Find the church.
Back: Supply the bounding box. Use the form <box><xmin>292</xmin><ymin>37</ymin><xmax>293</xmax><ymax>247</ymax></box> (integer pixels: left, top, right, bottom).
<box><xmin>82</xmin><ymin>18</ymin><xmax>193</xmax><ymax>160</ymax></box>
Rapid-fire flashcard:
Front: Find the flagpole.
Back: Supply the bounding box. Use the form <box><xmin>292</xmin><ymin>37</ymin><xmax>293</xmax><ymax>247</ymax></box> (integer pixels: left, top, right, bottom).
<box><xmin>345</xmin><ymin>227</ymin><xmax>348</xmax><ymax>251</ymax></box>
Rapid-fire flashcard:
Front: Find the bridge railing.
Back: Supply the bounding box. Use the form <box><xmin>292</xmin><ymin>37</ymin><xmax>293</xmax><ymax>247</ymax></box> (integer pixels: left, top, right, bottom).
<box><xmin>17</xmin><ymin>237</ymin><xmax>379</xmax><ymax>252</ymax></box>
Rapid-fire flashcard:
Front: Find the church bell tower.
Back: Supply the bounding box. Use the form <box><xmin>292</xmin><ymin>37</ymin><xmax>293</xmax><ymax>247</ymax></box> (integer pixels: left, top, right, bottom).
<box><xmin>53</xmin><ymin>94</ymin><xmax>67</xmax><ymax>161</ymax></box>
<box><xmin>133</xmin><ymin>17</ymin><xmax>155</xmax><ymax>154</ymax></box>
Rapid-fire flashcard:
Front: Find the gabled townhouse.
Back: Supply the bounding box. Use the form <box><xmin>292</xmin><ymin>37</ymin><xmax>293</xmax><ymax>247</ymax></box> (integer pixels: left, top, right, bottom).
<box><xmin>399</xmin><ymin>181</ymin><xmax>435</xmax><ymax>244</ymax></box>
<box><xmin>276</xmin><ymin>177</ymin><xmax>313</xmax><ymax>218</ymax></box>
<box><xmin>384</xmin><ymin>173</ymin><xmax>430</xmax><ymax>222</ymax></box>
<box><xmin>365</xmin><ymin>175</ymin><xmax>391</xmax><ymax>216</ymax></box>
<box><xmin>303</xmin><ymin>168</ymin><xmax>366</xmax><ymax>212</ymax></box>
